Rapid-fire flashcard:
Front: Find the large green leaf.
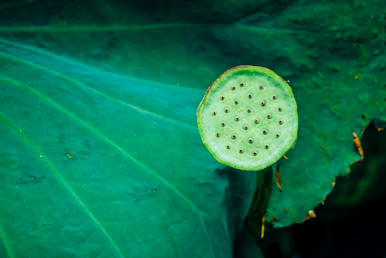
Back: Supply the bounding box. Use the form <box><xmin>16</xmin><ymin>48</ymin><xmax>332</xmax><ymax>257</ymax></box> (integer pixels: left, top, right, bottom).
<box><xmin>0</xmin><ymin>41</ymin><xmax>258</xmax><ymax>257</ymax></box>
<box><xmin>0</xmin><ymin>2</ymin><xmax>262</xmax><ymax>258</ymax></box>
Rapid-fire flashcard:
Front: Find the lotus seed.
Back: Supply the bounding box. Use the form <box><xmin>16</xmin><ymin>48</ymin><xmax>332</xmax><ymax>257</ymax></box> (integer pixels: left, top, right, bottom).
<box><xmin>224</xmin><ymin>108</ymin><xmax>229</xmax><ymax>113</ymax></box>
<box><xmin>255</xmin><ymin>119</ymin><xmax>260</xmax><ymax>124</ymax></box>
<box><xmin>244</xmin><ymin>125</ymin><xmax>249</xmax><ymax>130</ymax></box>
<box><xmin>226</xmin><ymin>144</ymin><xmax>230</xmax><ymax>149</ymax></box>
<box><xmin>240</xmin><ymin>82</ymin><xmax>245</xmax><ymax>87</ymax></box>
<box><xmin>279</xmin><ymin>119</ymin><xmax>284</xmax><ymax>125</ymax></box>
<box><xmin>248</xmin><ymin>93</ymin><xmax>253</xmax><ymax>99</ymax></box>
<box><xmin>275</xmin><ymin>133</ymin><xmax>280</xmax><ymax>138</ymax></box>
<box><xmin>248</xmin><ymin>138</ymin><xmax>253</xmax><ymax>143</ymax></box>
<box><xmin>259</xmin><ymin>84</ymin><xmax>264</xmax><ymax>90</ymax></box>
<box><xmin>216</xmin><ymin>132</ymin><xmax>220</xmax><ymax>137</ymax></box>
<box><xmin>272</xmin><ymin>94</ymin><xmax>277</xmax><ymax>100</ymax></box>
<box><xmin>232</xmin><ymin>134</ymin><xmax>236</xmax><ymax>139</ymax></box>
<box><xmin>253</xmin><ymin>151</ymin><xmax>258</xmax><ymax>156</ymax></box>
<box><xmin>212</xmin><ymin>111</ymin><xmax>217</xmax><ymax>116</ymax></box>
<box><xmin>231</xmin><ymin>86</ymin><xmax>236</xmax><ymax>91</ymax></box>
<box><xmin>239</xmin><ymin>149</ymin><xmax>244</xmax><ymax>154</ymax></box>
<box><xmin>263</xmin><ymin>129</ymin><xmax>268</xmax><ymax>134</ymax></box>
<box><xmin>220</xmin><ymin>95</ymin><xmax>225</xmax><ymax>100</ymax></box>
<box><xmin>278</xmin><ymin>106</ymin><xmax>283</xmax><ymax>112</ymax></box>
<box><xmin>234</xmin><ymin>99</ymin><xmax>239</xmax><ymax>105</ymax></box>
<box><xmin>235</xmin><ymin>116</ymin><xmax>240</xmax><ymax>122</ymax></box>
<box><xmin>267</xmin><ymin>113</ymin><xmax>272</xmax><ymax>119</ymax></box>
<box><xmin>261</xmin><ymin>101</ymin><xmax>266</xmax><ymax>106</ymax></box>
<box><xmin>221</xmin><ymin>121</ymin><xmax>226</xmax><ymax>127</ymax></box>
<box><xmin>247</xmin><ymin>108</ymin><xmax>252</xmax><ymax>113</ymax></box>
<box><xmin>265</xmin><ymin>144</ymin><xmax>270</xmax><ymax>149</ymax></box>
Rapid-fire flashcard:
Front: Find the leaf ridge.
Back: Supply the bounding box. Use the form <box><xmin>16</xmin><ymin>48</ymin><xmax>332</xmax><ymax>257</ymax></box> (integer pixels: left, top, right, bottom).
<box><xmin>0</xmin><ymin>52</ymin><xmax>197</xmax><ymax>130</ymax></box>
<box><xmin>0</xmin><ymin>23</ymin><xmax>216</xmax><ymax>33</ymax></box>
<box><xmin>0</xmin><ymin>38</ymin><xmax>202</xmax><ymax>93</ymax></box>
<box><xmin>201</xmin><ymin>212</ymin><xmax>230</xmax><ymax>253</ymax></box>
<box><xmin>0</xmin><ymin>111</ymin><xmax>125</xmax><ymax>258</ymax></box>
<box><xmin>0</xmin><ymin>220</ymin><xmax>14</xmax><ymax>258</ymax></box>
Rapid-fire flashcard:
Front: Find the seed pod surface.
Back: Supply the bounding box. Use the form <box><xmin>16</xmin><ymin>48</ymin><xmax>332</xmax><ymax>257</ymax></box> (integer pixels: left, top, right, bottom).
<box><xmin>197</xmin><ymin>65</ymin><xmax>298</xmax><ymax>171</ymax></box>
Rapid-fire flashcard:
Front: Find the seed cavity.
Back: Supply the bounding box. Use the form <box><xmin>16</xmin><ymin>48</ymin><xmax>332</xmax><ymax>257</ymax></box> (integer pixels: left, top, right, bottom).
<box><xmin>239</xmin><ymin>149</ymin><xmax>244</xmax><ymax>154</ymax></box>
<box><xmin>248</xmin><ymin>138</ymin><xmax>253</xmax><ymax>143</ymax></box>
<box><xmin>248</xmin><ymin>93</ymin><xmax>253</xmax><ymax>99</ymax></box>
<box><xmin>263</xmin><ymin>129</ymin><xmax>268</xmax><ymax>135</ymax></box>
<box><xmin>226</xmin><ymin>144</ymin><xmax>231</xmax><ymax>149</ymax></box>
<box><xmin>261</xmin><ymin>101</ymin><xmax>266</xmax><ymax>107</ymax></box>
<box><xmin>232</xmin><ymin>134</ymin><xmax>237</xmax><ymax>139</ymax></box>
<box><xmin>235</xmin><ymin>116</ymin><xmax>240</xmax><ymax>122</ymax></box>
<box><xmin>253</xmin><ymin>151</ymin><xmax>258</xmax><ymax>156</ymax></box>
<box><xmin>247</xmin><ymin>108</ymin><xmax>252</xmax><ymax>113</ymax></box>
<box><xmin>259</xmin><ymin>84</ymin><xmax>264</xmax><ymax>90</ymax></box>
<box><xmin>265</xmin><ymin>144</ymin><xmax>270</xmax><ymax>149</ymax></box>
<box><xmin>221</xmin><ymin>121</ymin><xmax>226</xmax><ymax>127</ymax></box>
<box><xmin>275</xmin><ymin>133</ymin><xmax>280</xmax><ymax>138</ymax></box>
<box><xmin>279</xmin><ymin>119</ymin><xmax>284</xmax><ymax>125</ymax></box>
<box><xmin>215</xmin><ymin>132</ymin><xmax>220</xmax><ymax>137</ymax></box>
<box><xmin>272</xmin><ymin>94</ymin><xmax>278</xmax><ymax>100</ymax></box>
<box><xmin>212</xmin><ymin>111</ymin><xmax>217</xmax><ymax>116</ymax></box>
<box><xmin>224</xmin><ymin>108</ymin><xmax>229</xmax><ymax>113</ymax></box>
<box><xmin>234</xmin><ymin>99</ymin><xmax>239</xmax><ymax>105</ymax></box>
<box><xmin>267</xmin><ymin>113</ymin><xmax>272</xmax><ymax>119</ymax></box>
<box><xmin>240</xmin><ymin>82</ymin><xmax>245</xmax><ymax>87</ymax></box>
<box><xmin>231</xmin><ymin>86</ymin><xmax>236</xmax><ymax>91</ymax></box>
<box><xmin>255</xmin><ymin>119</ymin><xmax>260</xmax><ymax>124</ymax></box>
<box><xmin>243</xmin><ymin>125</ymin><xmax>249</xmax><ymax>130</ymax></box>
<box><xmin>278</xmin><ymin>106</ymin><xmax>283</xmax><ymax>112</ymax></box>
<box><xmin>220</xmin><ymin>95</ymin><xmax>225</xmax><ymax>100</ymax></box>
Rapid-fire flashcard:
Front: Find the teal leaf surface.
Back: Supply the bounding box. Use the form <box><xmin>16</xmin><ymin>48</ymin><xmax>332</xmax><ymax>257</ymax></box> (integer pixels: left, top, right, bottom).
<box><xmin>0</xmin><ymin>40</ymin><xmax>257</xmax><ymax>257</ymax></box>
<box><xmin>0</xmin><ymin>2</ymin><xmax>260</xmax><ymax>257</ymax></box>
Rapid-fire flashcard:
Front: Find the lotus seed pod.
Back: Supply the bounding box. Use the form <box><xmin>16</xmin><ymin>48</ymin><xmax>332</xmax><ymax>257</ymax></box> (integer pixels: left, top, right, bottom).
<box><xmin>197</xmin><ymin>65</ymin><xmax>298</xmax><ymax>171</ymax></box>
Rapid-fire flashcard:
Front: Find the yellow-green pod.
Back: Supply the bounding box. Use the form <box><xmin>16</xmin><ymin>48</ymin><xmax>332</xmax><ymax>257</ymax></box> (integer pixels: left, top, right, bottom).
<box><xmin>197</xmin><ymin>66</ymin><xmax>298</xmax><ymax>171</ymax></box>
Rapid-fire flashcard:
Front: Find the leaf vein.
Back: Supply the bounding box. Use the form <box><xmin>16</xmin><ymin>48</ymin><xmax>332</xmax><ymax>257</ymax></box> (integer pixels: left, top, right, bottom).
<box><xmin>0</xmin><ymin>111</ymin><xmax>125</xmax><ymax>258</ymax></box>
<box><xmin>0</xmin><ymin>220</ymin><xmax>14</xmax><ymax>258</ymax></box>
<box><xmin>0</xmin><ymin>52</ymin><xmax>196</xmax><ymax>130</ymax></box>
<box><xmin>0</xmin><ymin>38</ymin><xmax>202</xmax><ymax>93</ymax></box>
